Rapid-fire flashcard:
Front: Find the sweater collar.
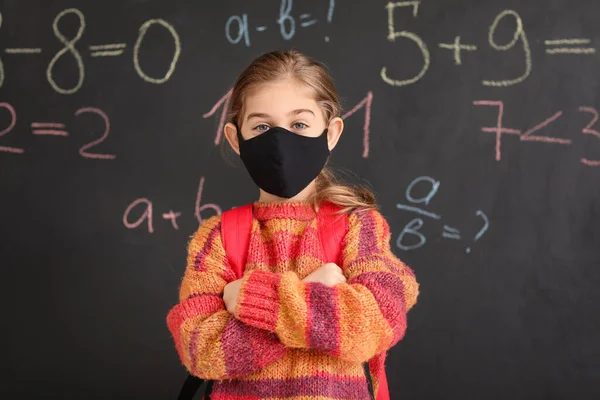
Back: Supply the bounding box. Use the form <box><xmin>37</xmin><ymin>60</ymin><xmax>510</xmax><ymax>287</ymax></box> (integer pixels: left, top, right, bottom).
<box><xmin>252</xmin><ymin>201</ymin><xmax>317</xmax><ymax>221</ymax></box>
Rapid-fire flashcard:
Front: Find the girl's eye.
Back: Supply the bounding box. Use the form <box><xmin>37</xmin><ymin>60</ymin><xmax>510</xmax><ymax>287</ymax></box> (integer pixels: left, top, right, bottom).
<box><xmin>254</xmin><ymin>124</ymin><xmax>270</xmax><ymax>132</ymax></box>
<box><xmin>292</xmin><ymin>122</ymin><xmax>308</xmax><ymax>130</ymax></box>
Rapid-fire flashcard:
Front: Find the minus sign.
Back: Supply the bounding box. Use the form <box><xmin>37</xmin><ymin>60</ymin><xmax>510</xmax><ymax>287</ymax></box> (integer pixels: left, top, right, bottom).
<box><xmin>396</xmin><ymin>204</ymin><xmax>442</xmax><ymax>220</ymax></box>
<box><xmin>5</xmin><ymin>48</ymin><xmax>42</xmax><ymax>54</ymax></box>
<box><xmin>256</xmin><ymin>26</ymin><xmax>267</xmax><ymax>32</ymax></box>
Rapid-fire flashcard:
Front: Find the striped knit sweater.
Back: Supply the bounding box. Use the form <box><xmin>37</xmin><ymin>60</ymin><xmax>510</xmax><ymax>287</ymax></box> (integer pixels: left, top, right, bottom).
<box><xmin>166</xmin><ymin>201</ymin><xmax>419</xmax><ymax>400</ymax></box>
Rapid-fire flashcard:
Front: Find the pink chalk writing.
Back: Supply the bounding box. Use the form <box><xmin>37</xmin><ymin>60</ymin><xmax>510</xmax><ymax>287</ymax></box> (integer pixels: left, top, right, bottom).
<box><xmin>195</xmin><ymin>176</ymin><xmax>222</xmax><ymax>224</ymax></box>
<box><xmin>520</xmin><ymin>111</ymin><xmax>571</xmax><ymax>144</ymax></box>
<box><xmin>341</xmin><ymin>91</ymin><xmax>373</xmax><ymax>158</ymax></box>
<box><xmin>578</xmin><ymin>106</ymin><xmax>600</xmax><ymax>167</ymax></box>
<box><xmin>203</xmin><ymin>88</ymin><xmax>374</xmax><ymax>158</ymax></box>
<box><xmin>31</xmin><ymin>122</ymin><xmax>68</xmax><ymax>136</ymax></box>
<box><xmin>473</xmin><ymin>100</ymin><xmax>600</xmax><ymax>167</ymax></box>
<box><xmin>473</xmin><ymin>100</ymin><xmax>521</xmax><ymax>161</ymax></box>
<box><xmin>203</xmin><ymin>89</ymin><xmax>232</xmax><ymax>146</ymax></box>
<box><xmin>0</xmin><ymin>102</ymin><xmax>23</xmax><ymax>154</ymax></box>
<box><xmin>123</xmin><ymin>177</ymin><xmax>222</xmax><ymax>234</ymax></box>
<box><xmin>75</xmin><ymin>107</ymin><xmax>116</xmax><ymax>160</ymax></box>
<box><xmin>123</xmin><ymin>198</ymin><xmax>154</xmax><ymax>233</ymax></box>
<box><xmin>163</xmin><ymin>210</ymin><xmax>182</xmax><ymax>230</ymax></box>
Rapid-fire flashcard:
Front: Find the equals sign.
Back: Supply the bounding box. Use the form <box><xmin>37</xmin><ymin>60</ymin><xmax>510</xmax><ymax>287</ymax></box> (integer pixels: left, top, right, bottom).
<box><xmin>89</xmin><ymin>43</ymin><xmax>126</xmax><ymax>57</ymax></box>
<box><xmin>545</xmin><ymin>38</ymin><xmax>595</xmax><ymax>55</ymax></box>
<box><xmin>442</xmin><ymin>225</ymin><xmax>461</xmax><ymax>240</ymax></box>
<box><xmin>31</xmin><ymin>122</ymin><xmax>68</xmax><ymax>136</ymax></box>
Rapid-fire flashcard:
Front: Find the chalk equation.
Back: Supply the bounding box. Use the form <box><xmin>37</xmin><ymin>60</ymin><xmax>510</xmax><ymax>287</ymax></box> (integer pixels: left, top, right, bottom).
<box><xmin>0</xmin><ymin>102</ymin><xmax>114</xmax><ymax>158</ymax></box>
<box><xmin>203</xmin><ymin>88</ymin><xmax>373</xmax><ymax>158</ymax></box>
<box><xmin>226</xmin><ymin>0</ymin><xmax>336</xmax><ymax>46</ymax></box>
<box><xmin>382</xmin><ymin>1</ymin><xmax>595</xmax><ymax>88</ymax></box>
<box><xmin>396</xmin><ymin>176</ymin><xmax>489</xmax><ymax>253</ymax></box>
<box><xmin>123</xmin><ymin>177</ymin><xmax>222</xmax><ymax>233</ymax></box>
<box><xmin>0</xmin><ymin>8</ymin><xmax>181</xmax><ymax>93</ymax></box>
<box><xmin>473</xmin><ymin>101</ymin><xmax>600</xmax><ymax>166</ymax></box>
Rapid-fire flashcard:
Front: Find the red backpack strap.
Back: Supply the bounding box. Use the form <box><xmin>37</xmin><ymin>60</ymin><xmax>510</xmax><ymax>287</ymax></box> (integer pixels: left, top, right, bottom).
<box><xmin>377</xmin><ymin>367</ymin><xmax>390</xmax><ymax>400</ymax></box>
<box><xmin>220</xmin><ymin>204</ymin><xmax>253</xmax><ymax>279</ymax></box>
<box><xmin>317</xmin><ymin>202</ymin><xmax>349</xmax><ymax>265</ymax></box>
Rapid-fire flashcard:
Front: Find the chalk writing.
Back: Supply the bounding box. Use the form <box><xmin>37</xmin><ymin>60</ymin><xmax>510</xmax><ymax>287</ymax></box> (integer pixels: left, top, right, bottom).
<box><xmin>75</xmin><ymin>107</ymin><xmax>115</xmax><ymax>160</ymax></box>
<box><xmin>545</xmin><ymin>38</ymin><xmax>595</xmax><ymax>55</ymax></box>
<box><xmin>0</xmin><ymin>103</ymin><xmax>114</xmax><ymax>158</ymax></box>
<box><xmin>0</xmin><ymin>102</ymin><xmax>21</xmax><ymax>154</ymax></box>
<box><xmin>396</xmin><ymin>176</ymin><xmax>489</xmax><ymax>253</ymax></box>
<box><xmin>47</xmin><ymin>8</ymin><xmax>85</xmax><ymax>95</ymax></box>
<box><xmin>226</xmin><ymin>0</ymin><xmax>336</xmax><ymax>46</ymax></box>
<box><xmin>578</xmin><ymin>107</ymin><xmax>600</xmax><ymax>167</ymax></box>
<box><xmin>195</xmin><ymin>176</ymin><xmax>222</xmax><ymax>224</ymax></box>
<box><xmin>203</xmin><ymin>89</ymin><xmax>374</xmax><ymax>157</ymax></box>
<box><xmin>31</xmin><ymin>122</ymin><xmax>68</xmax><ymax>136</ymax></box>
<box><xmin>278</xmin><ymin>0</ymin><xmax>295</xmax><ymax>40</ymax></box>
<box><xmin>466</xmin><ymin>210</ymin><xmax>489</xmax><ymax>254</ymax></box>
<box><xmin>325</xmin><ymin>0</ymin><xmax>335</xmax><ymax>42</ymax></box>
<box><xmin>341</xmin><ymin>91</ymin><xmax>373</xmax><ymax>158</ymax></box>
<box><xmin>226</xmin><ymin>14</ymin><xmax>251</xmax><ymax>46</ymax></box>
<box><xmin>381</xmin><ymin>1</ymin><xmax>430</xmax><ymax>87</ymax></box>
<box><xmin>0</xmin><ymin>9</ymin><xmax>181</xmax><ymax>92</ymax></box>
<box><xmin>123</xmin><ymin>198</ymin><xmax>155</xmax><ymax>233</ymax></box>
<box><xmin>123</xmin><ymin>177</ymin><xmax>222</xmax><ymax>234</ymax></box>
<box><xmin>442</xmin><ymin>226</ymin><xmax>461</xmax><ymax>240</ymax></box>
<box><xmin>134</xmin><ymin>19</ymin><xmax>181</xmax><ymax>84</ymax></box>
<box><xmin>473</xmin><ymin>100</ymin><xmax>600</xmax><ymax>166</ymax></box>
<box><xmin>381</xmin><ymin>5</ymin><xmax>593</xmax><ymax>87</ymax></box>
<box><xmin>482</xmin><ymin>10</ymin><xmax>532</xmax><ymax>87</ymax></box>
<box><xmin>472</xmin><ymin>100</ymin><xmax>521</xmax><ymax>161</ymax></box>
<box><xmin>5</xmin><ymin>48</ymin><xmax>42</xmax><ymax>54</ymax></box>
<box><xmin>438</xmin><ymin>36</ymin><xmax>477</xmax><ymax>66</ymax></box>
<box><xmin>89</xmin><ymin>43</ymin><xmax>126</xmax><ymax>57</ymax></box>
<box><xmin>203</xmin><ymin>89</ymin><xmax>233</xmax><ymax>146</ymax></box>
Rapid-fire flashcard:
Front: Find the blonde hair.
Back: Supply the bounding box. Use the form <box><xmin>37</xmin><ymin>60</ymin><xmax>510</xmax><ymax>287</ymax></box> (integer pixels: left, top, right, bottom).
<box><xmin>228</xmin><ymin>49</ymin><xmax>377</xmax><ymax>213</ymax></box>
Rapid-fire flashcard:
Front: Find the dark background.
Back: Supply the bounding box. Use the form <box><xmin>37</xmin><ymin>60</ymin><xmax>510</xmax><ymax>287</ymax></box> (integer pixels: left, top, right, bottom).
<box><xmin>1</xmin><ymin>1</ymin><xmax>599</xmax><ymax>399</ymax></box>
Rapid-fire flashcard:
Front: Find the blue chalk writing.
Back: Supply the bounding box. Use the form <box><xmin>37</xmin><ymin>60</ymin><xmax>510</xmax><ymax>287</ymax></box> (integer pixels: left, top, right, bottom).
<box><xmin>396</xmin><ymin>204</ymin><xmax>441</xmax><ymax>219</ymax></box>
<box><xmin>396</xmin><ymin>176</ymin><xmax>489</xmax><ymax>254</ymax></box>
<box><xmin>226</xmin><ymin>14</ymin><xmax>250</xmax><ymax>47</ymax></box>
<box><xmin>396</xmin><ymin>218</ymin><xmax>426</xmax><ymax>251</ymax></box>
<box><xmin>406</xmin><ymin>175</ymin><xmax>440</xmax><ymax>205</ymax></box>
<box><xmin>278</xmin><ymin>0</ymin><xmax>296</xmax><ymax>40</ymax></box>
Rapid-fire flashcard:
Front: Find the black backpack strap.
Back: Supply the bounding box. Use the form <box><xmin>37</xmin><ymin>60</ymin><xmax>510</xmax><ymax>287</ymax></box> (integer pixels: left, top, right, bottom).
<box><xmin>205</xmin><ymin>379</ymin><xmax>214</xmax><ymax>399</ymax></box>
<box><xmin>177</xmin><ymin>374</ymin><xmax>205</xmax><ymax>400</ymax></box>
<box><xmin>363</xmin><ymin>362</ymin><xmax>376</xmax><ymax>400</ymax></box>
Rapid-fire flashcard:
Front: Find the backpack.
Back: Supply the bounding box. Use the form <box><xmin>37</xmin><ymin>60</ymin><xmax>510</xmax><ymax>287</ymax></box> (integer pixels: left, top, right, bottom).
<box><xmin>177</xmin><ymin>203</ymin><xmax>390</xmax><ymax>400</ymax></box>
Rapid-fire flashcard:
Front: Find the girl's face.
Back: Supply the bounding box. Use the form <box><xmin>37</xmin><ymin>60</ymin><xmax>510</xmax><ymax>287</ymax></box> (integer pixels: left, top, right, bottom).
<box><xmin>224</xmin><ymin>78</ymin><xmax>344</xmax><ymax>154</ymax></box>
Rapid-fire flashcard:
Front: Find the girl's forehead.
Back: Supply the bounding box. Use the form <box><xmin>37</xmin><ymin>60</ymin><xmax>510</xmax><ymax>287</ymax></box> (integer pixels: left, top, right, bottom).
<box><xmin>244</xmin><ymin>79</ymin><xmax>318</xmax><ymax>110</ymax></box>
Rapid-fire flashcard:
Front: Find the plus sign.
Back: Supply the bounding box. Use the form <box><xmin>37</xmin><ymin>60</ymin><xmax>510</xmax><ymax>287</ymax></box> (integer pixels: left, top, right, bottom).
<box><xmin>439</xmin><ymin>36</ymin><xmax>477</xmax><ymax>65</ymax></box>
<box><xmin>162</xmin><ymin>210</ymin><xmax>182</xmax><ymax>230</ymax></box>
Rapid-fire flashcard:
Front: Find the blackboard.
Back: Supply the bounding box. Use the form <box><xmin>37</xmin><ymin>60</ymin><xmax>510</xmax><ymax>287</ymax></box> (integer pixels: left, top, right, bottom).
<box><xmin>1</xmin><ymin>1</ymin><xmax>599</xmax><ymax>399</ymax></box>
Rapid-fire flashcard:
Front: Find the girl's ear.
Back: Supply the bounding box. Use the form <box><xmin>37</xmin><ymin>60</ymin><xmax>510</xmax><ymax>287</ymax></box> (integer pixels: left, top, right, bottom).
<box><xmin>224</xmin><ymin>122</ymin><xmax>241</xmax><ymax>155</ymax></box>
<box><xmin>326</xmin><ymin>117</ymin><xmax>344</xmax><ymax>151</ymax></box>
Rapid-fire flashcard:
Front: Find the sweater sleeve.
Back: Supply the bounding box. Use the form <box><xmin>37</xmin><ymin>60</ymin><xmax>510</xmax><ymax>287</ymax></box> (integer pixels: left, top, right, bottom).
<box><xmin>233</xmin><ymin>208</ymin><xmax>419</xmax><ymax>364</ymax></box>
<box><xmin>166</xmin><ymin>215</ymin><xmax>287</xmax><ymax>380</ymax></box>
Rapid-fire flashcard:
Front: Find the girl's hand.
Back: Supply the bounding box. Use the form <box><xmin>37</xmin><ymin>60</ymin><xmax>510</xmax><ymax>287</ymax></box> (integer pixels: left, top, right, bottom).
<box><xmin>223</xmin><ymin>278</ymin><xmax>244</xmax><ymax>314</ymax></box>
<box><xmin>302</xmin><ymin>263</ymin><xmax>347</xmax><ymax>287</ymax></box>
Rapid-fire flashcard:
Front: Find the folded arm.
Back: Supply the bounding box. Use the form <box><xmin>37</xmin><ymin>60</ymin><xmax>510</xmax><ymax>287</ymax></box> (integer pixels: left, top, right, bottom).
<box><xmin>233</xmin><ymin>208</ymin><xmax>419</xmax><ymax>363</ymax></box>
<box><xmin>166</xmin><ymin>216</ymin><xmax>287</xmax><ymax>380</ymax></box>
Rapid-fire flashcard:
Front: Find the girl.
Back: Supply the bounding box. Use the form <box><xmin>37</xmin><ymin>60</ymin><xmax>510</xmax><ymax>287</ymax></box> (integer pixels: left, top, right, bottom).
<box><xmin>167</xmin><ymin>50</ymin><xmax>419</xmax><ymax>400</ymax></box>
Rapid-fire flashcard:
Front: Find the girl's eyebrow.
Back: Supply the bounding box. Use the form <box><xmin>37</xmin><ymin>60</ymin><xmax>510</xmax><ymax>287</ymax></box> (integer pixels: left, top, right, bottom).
<box><xmin>246</xmin><ymin>109</ymin><xmax>315</xmax><ymax>121</ymax></box>
<box><xmin>246</xmin><ymin>112</ymin><xmax>271</xmax><ymax>121</ymax></box>
<box><xmin>289</xmin><ymin>109</ymin><xmax>315</xmax><ymax>116</ymax></box>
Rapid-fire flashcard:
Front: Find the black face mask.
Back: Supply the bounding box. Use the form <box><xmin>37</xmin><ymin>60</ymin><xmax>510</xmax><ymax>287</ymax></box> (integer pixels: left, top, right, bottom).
<box><xmin>236</xmin><ymin>126</ymin><xmax>330</xmax><ymax>198</ymax></box>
